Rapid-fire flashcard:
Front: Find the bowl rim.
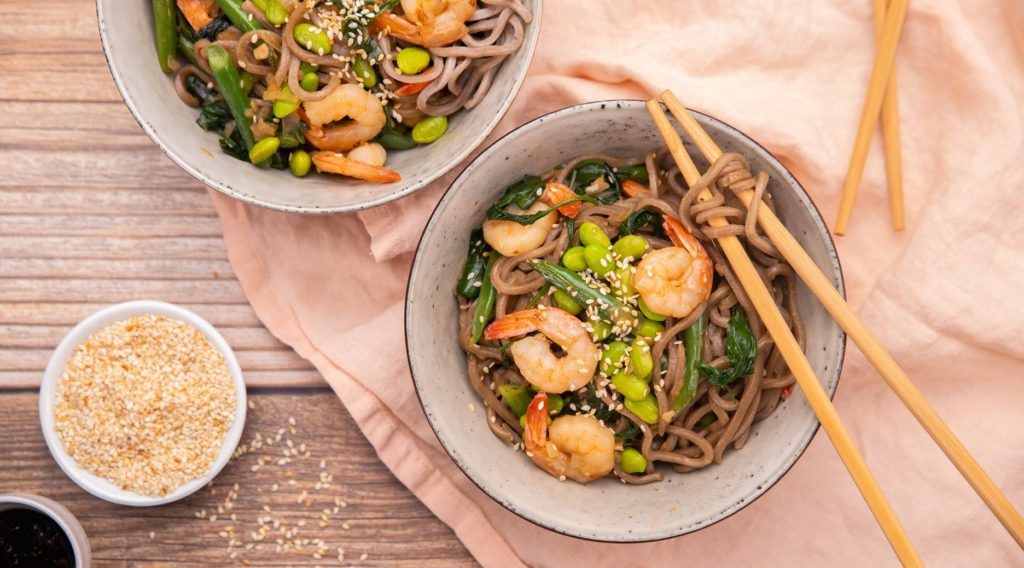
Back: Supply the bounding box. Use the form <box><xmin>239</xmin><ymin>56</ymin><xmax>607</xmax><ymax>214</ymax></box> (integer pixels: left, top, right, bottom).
<box><xmin>94</xmin><ymin>0</ymin><xmax>543</xmax><ymax>215</ymax></box>
<box><xmin>0</xmin><ymin>493</ymin><xmax>91</xmax><ymax>568</ymax></box>
<box><xmin>405</xmin><ymin>99</ymin><xmax>847</xmax><ymax>542</ymax></box>
<box><xmin>39</xmin><ymin>300</ymin><xmax>247</xmax><ymax>507</ymax></box>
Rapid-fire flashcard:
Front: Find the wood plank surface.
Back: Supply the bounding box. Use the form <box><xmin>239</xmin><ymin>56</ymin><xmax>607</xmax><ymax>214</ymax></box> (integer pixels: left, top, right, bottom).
<box><xmin>0</xmin><ymin>0</ymin><xmax>478</xmax><ymax>564</ymax></box>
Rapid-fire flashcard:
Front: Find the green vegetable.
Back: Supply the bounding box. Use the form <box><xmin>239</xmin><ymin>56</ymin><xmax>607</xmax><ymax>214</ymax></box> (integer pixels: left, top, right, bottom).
<box><xmin>615</xmin><ymin>164</ymin><xmax>649</xmax><ymax>184</ymax></box>
<box><xmin>185</xmin><ymin>75</ymin><xmax>217</xmax><ymax>105</ymax></box>
<box><xmin>619</xmin><ymin>210</ymin><xmax>665</xmax><ymax>237</ymax></box>
<box><xmin>293</xmin><ymin>23</ymin><xmax>332</xmax><ymax>55</ymax></box>
<box><xmin>553</xmin><ymin>290</ymin><xmax>582</xmax><ymax>315</ymax></box>
<box><xmin>612</xmin><ymin>235</ymin><xmax>647</xmax><ymax>260</ymax></box>
<box><xmin>289</xmin><ymin>150</ymin><xmax>312</xmax><ymax>177</ymax></box>
<box><xmin>264</xmin><ymin>0</ymin><xmax>289</xmax><ymax>25</ymax></box>
<box><xmin>614</xmin><ymin>423</ymin><xmax>641</xmax><ymax>442</ymax></box>
<box><xmin>218</xmin><ymin>130</ymin><xmax>248</xmax><ymax>162</ymax></box>
<box><xmin>635</xmin><ymin>317</ymin><xmax>665</xmax><ymax>339</ymax></box>
<box><xmin>695</xmin><ymin>412</ymin><xmax>716</xmax><ymax>429</ymax></box>
<box><xmin>300</xmin><ymin>72</ymin><xmax>320</xmax><ymax>92</ymax></box>
<box><xmin>352</xmin><ymin>57</ymin><xmax>377</xmax><ymax>88</ymax></box>
<box><xmin>700</xmin><ymin>308</ymin><xmax>756</xmax><ymax>387</ymax></box>
<box><xmin>524</xmin><ymin>283</ymin><xmax>550</xmax><ymax>309</ymax></box>
<box><xmin>498</xmin><ymin>384</ymin><xmax>531</xmax><ymax>416</ymax></box>
<box><xmin>470</xmin><ymin>255</ymin><xmax>498</xmax><ymax>344</ymax></box>
<box><xmin>588</xmin><ymin>318</ymin><xmax>612</xmax><ymax>342</ymax></box>
<box><xmin>546</xmin><ymin>393</ymin><xmax>564</xmax><ymax>415</ymax></box>
<box><xmin>178</xmin><ymin>34</ymin><xmax>198</xmax><ymax>65</ymax></box>
<box><xmin>583</xmin><ymin>244</ymin><xmax>614</xmax><ymax>277</ymax></box>
<box><xmin>272</xmin><ymin>85</ymin><xmax>300</xmax><ymax>118</ymax></box>
<box><xmin>528</xmin><ymin>260</ymin><xmax>634</xmax><ymax>328</ymax></box>
<box><xmin>396</xmin><ymin>46</ymin><xmax>431</xmax><ymax>75</ymax></box>
<box><xmin>488</xmin><ymin>175</ymin><xmax>544</xmax><ymax>213</ymax></box>
<box><xmin>216</xmin><ymin>0</ymin><xmax>262</xmax><ymax>32</ymax></box>
<box><xmin>456</xmin><ymin>229</ymin><xmax>488</xmax><ymax>300</ymax></box>
<box><xmin>376</xmin><ymin>128</ymin><xmax>417</xmax><ymax>150</ymax></box>
<box><xmin>624</xmin><ymin>393</ymin><xmax>660</xmax><ymax>424</ymax></box>
<box><xmin>196</xmin><ymin>15</ymin><xmax>232</xmax><ymax>40</ymax></box>
<box><xmin>568</xmin><ymin>159</ymin><xmax>622</xmax><ymax>204</ymax></box>
<box><xmin>206</xmin><ymin>44</ymin><xmax>255</xmax><ymax>150</ymax></box>
<box><xmin>277</xmin><ymin>115</ymin><xmax>307</xmax><ymax>148</ymax></box>
<box><xmin>600</xmin><ymin>341</ymin><xmax>628</xmax><ymax>376</ymax></box>
<box><xmin>561</xmin><ymin>246</ymin><xmax>587</xmax><ymax>272</ymax></box>
<box><xmin>620</xmin><ymin>448</ymin><xmax>647</xmax><ymax>474</ymax></box>
<box><xmin>673</xmin><ymin>314</ymin><xmax>706</xmax><ymax>411</ymax></box>
<box><xmin>299</xmin><ymin>61</ymin><xmax>319</xmax><ymax>74</ymax></box>
<box><xmin>637</xmin><ymin>297</ymin><xmax>666</xmax><ymax>322</ymax></box>
<box><xmin>151</xmin><ymin>0</ymin><xmax>178</xmax><ymax>73</ymax></box>
<box><xmin>412</xmin><ymin>116</ymin><xmax>448</xmax><ymax>144</ymax></box>
<box><xmin>611</xmin><ymin>371</ymin><xmax>649</xmax><ymax>402</ymax></box>
<box><xmin>611</xmin><ymin>266</ymin><xmax>634</xmax><ymax>298</ymax></box>
<box><xmin>579</xmin><ymin>222</ymin><xmax>612</xmax><ymax>248</ymax></box>
<box><xmin>631</xmin><ymin>337</ymin><xmax>653</xmax><ymax>380</ymax></box>
<box><xmin>249</xmin><ymin>136</ymin><xmax>280</xmax><ymax>164</ymax></box>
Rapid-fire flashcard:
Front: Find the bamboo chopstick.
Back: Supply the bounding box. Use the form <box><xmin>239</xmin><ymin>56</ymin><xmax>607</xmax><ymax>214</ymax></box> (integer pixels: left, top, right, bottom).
<box><xmin>834</xmin><ymin>0</ymin><xmax>910</xmax><ymax>235</ymax></box>
<box><xmin>645</xmin><ymin>99</ymin><xmax>922</xmax><ymax>567</ymax></box>
<box><xmin>873</xmin><ymin>0</ymin><xmax>906</xmax><ymax>231</ymax></box>
<box><xmin>660</xmin><ymin>89</ymin><xmax>1024</xmax><ymax>549</ymax></box>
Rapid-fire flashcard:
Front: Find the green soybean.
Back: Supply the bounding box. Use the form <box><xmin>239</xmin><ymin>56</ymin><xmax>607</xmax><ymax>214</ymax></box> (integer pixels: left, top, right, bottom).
<box><xmin>579</xmin><ymin>221</ymin><xmax>612</xmax><ymax>248</ymax></box>
<box><xmin>624</xmin><ymin>393</ymin><xmax>660</xmax><ymax>424</ymax></box>
<box><xmin>411</xmin><ymin>116</ymin><xmax>448</xmax><ymax>144</ymax></box>
<box><xmin>612</xmin><ymin>234</ymin><xmax>647</xmax><ymax>260</ymax></box>
<box><xmin>637</xmin><ymin>297</ymin><xmax>667</xmax><ymax>322</ymax></box>
<box><xmin>600</xmin><ymin>341</ymin><xmax>628</xmax><ymax>376</ymax></box>
<box><xmin>561</xmin><ymin>246</ymin><xmax>587</xmax><ymax>272</ymax></box>
<box><xmin>498</xmin><ymin>384</ymin><xmax>531</xmax><ymax>416</ymax></box>
<box><xmin>631</xmin><ymin>337</ymin><xmax>653</xmax><ymax>380</ymax></box>
<box><xmin>588</xmin><ymin>318</ymin><xmax>612</xmax><ymax>342</ymax></box>
<box><xmin>300</xmin><ymin>72</ymin><xmax>320</xmax><ymax>91</ymax></box>
<box><xmin>299</xmin><ymin>61</ymin><xmax>319</xmax><ymax>74</ymax></box>
<box><xmin>553</xmin><ymin>290</ymin><xmax>582</xmax><ymax>315</ymax></box>
<box><xmin>546</xmin><ymin>393</ymin><xmax>564</xmax><ymax>415</ymax></box>
<box><xmin>265</xmin><ymin>0</ymin><xmax>288</xmax><ymax>25</ymax></box>
<box><xmin>635</xmin><ymin>317</ymin><xmax>665</xmax><ymax>339</ymax></box>
<box><xmin>293</xmin><ymin>23</ymin><xmax>331</xmax><ymax>55</ymax></box>
<box><xmin>249</xmin><ymin>136</ymin><xmax>280</xmax><ymax>164</ymax></box>
<box><xmin>611</xmin><ymin>371</ymin><xmax>649</xmax><ymax>402</ymax></box>
<box><xmin>611</xmin><ymin>266</ymin><xmax>634</xmax><ymax>297</ymax></box>
<box><xmin>396</xmin><ymin>46</ymin><xmax>431</xmax><ymax>75</ymax></box>
<box><xmin>352</xmin><ymin>57</ymin><xmax>377</xmax><ymax>88</ymax></box>
<box><xmin>620</xmin><ymin>448</ymin><xmax>647</xmax><ymax>474</ymax></box>
<box><xmin>272</xmin><ymin>85</ymin><xmax>300</xmax><ymax>118</ymax></box>
<box><xmin>289</xmin><ymin>150</ymin><xmax>311</xmax><ymax>177</ymax></box>
<box><xmin>583</xmin><ymin>244</ymin><xmax>614</xmax><ymax>277</ymax></box>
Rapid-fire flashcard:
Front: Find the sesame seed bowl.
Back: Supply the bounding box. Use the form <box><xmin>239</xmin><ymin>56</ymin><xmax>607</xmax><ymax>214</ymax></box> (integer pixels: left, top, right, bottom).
<box><xmin>39</xmin><ymin>301</ymin><xmax>247</xmax><ymax>507</ymax></box>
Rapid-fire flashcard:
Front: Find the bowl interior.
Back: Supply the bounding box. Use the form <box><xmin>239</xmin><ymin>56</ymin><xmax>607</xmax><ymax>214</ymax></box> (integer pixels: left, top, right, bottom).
<box><xmin>406</xmin><ymin>101</ymin><xmax>845</xmax><ymax>542</ymax></box>
<box><xmin>39</xmin><ymin>301</ymin><xmax>247</xmax><ymax>506</ymax></box>
<box><xmin>96</xmin><ymin>0</ymin><xmax>541</xmax><ymax>213</ymax></box>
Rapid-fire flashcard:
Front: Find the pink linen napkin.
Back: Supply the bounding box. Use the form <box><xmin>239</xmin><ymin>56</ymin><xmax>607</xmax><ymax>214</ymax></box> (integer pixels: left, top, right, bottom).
<box><xmin>209</xmin><ymin>1</ymin><xmax>1024</xmax><ymax>565</ymax></box>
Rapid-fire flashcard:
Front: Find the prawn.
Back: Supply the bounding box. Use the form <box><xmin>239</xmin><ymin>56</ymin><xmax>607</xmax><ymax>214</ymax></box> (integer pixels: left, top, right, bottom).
<box><xmin>311</xmin><ymin>151</ymin><xmax>401</xmax><ymax>183</ymax></box>
<box><xmin>370</xmin><ymin>0</ymin><xmax>476</xmax><ymax>47</ymax></box>
<box><xmin>302</xmin><ymin>84</ymin><xmax>386</xmax><ymax>153</ymax></box>
<box><xmin>523</xmin><ymin>393</ymin><xmax>615</xmax><ymax>483</ymax></box>
<box><xmin>484</xmin><ymin>307</ymin><xmax>599</xmax><ymax>393</ymax></box>
<box><xmin>632</xmin><ymin>217</ymin><xmax>713</xmax><ymax>318</ymax></box>
<box><xmin>481</xmin><ymin>203</ymin><xmax>557</xmax><ymax>257</ymax></box>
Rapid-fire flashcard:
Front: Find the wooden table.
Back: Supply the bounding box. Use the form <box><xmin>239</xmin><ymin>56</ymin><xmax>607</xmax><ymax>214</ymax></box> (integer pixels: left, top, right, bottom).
<box><xmin>0</xmin><ymin>1</ymin><xmax>476</xmax><ymax>565</ymax></box>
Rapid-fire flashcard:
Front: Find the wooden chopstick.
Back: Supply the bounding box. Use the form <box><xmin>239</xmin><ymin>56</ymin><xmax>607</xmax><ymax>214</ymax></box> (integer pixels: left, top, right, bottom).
<box><xmin>660</xmin><ymin>89</ymin><xmax>1024</xmax><ymax>549</ymax></box>
<box><xmin>834</xmin><ymin>0</ymin><xmax>910</xmax><ymax>235</ymax></box>
<box><xmin>873</xmin><ymin>0</ymin><xmax>906</xmax><ymax>231</ymax></box>
<box><xmin>646</xmin><ymin>99</ymin><xmax>922</xmax><ymax>567</ymax></box>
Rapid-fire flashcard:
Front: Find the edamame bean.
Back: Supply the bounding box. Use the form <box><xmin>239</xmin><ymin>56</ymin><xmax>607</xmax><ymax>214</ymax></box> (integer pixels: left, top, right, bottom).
<box><xmin>583</xmin><ymin>244</ymin><xmax>614</xmax><ymax>277</ymax></box>
<box><xmin>264</xmin><ymin>0</ymin><xmax>288</xmax><ymax>25</ymax></box>
<box><xmin>624</xmin><ymin>393</ymin><xmax>660</xmax><ymax>424</ymax></box>
<box><xmin>620</xmin><ymin>448</ymin><xmax>647</xmax><ymax>474</ymax></box>
<box><xmin>248</xmin><ymin>136</ymin><xmax>280</xmax><ymax>164</ymax></box>
<box><xmin>561</xmin><ymin>246</ymin><xmax>587</xmax><ymax>272</ymax></box>
<box><xmin>498</xmin><ymin>384</ymin><xmax>531</xmax><ymax>416</ymax></box>
<box><xmin>352</xmin><ymin>57</ymin><xmax>377</xmax><ymax>88</ymax></box>
<box><xmin>631</xmin><ymin>337</ymin><xmax>653</xmax><ymax>380</ymax></box>
<box><xmin>579</xmin><ymin>221</ymin><xmax>612</xmax><ymax>248</ymax></box>
<box><xmin>553</xmin><ymin>290</ymin><xmax>582</xmax><ymax>315</ymax></box>
<box><xmin>300</xmin><ymin>71</ymin><xmax>320</xmax><ymax>91</ymax></box>
<box><xmin>611</xmin><ymin>371</ymin><xmax>649</xmax><ymax>402</ymax></box>
<box><xmin>411</xmin><ymin>116</ymin><xmax>448</xmax><ymax>144</ymax></box>
<box><xmin>612</xmin><ymin>234</ymin><xmax>648</xmax><ymax>260</ymax></box>
<box><xmin>293</xmin><ymin>23</ymin><xmax>331</xmax><ymax>55</ymax></box>
<box><xmin>600</xmin><ymin>341</ymin><xmax>628</xmax><ymax>376</ymax></box>
<box><xmin>289</xmin><ymin>149</ymin><xmax>311</xmax><ymax>177</ymax></box>
<box><xmin>635</xmin><ymin>317</ymin><xmax>665</xmax><ymax>339</ymax></box>
<box><xmin>637</xmin><ymin>297</ymin><xmax>666</xmax><ymax>322</ymax></box>
<box><xmin>299</xmin><ymin>61</ymin><xmax>319</xmax><ymax>74</ymax></box>
<box><xmin>396</xmin><ymin>47</ymin><xmax>431</xmax><ymax>75</ymax></box>
<box><xmin>611</xmin><ymin>266</ymin><xmax>633</xmax><ymax>297</ymax></box>
<box><xmin>272</xmin><ymin>85</ymin><xmax>299</xmax><ymax>118</ymax></box>
<box><xmin>588</xmin><ymin>318</ymin><xmax>612</xmax><ymax>342</ymax></box>
<box><xmin>546</xmin><ymin>393</ymin><xmax>564</xmax><ymax>415</ymax></box>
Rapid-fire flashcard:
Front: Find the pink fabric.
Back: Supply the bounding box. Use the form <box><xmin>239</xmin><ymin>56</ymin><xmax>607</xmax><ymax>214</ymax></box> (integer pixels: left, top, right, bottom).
<box><xmin>209</xmin><ymin>1</ymin><xmax>1024</xmax><ymax>565</ymax></box>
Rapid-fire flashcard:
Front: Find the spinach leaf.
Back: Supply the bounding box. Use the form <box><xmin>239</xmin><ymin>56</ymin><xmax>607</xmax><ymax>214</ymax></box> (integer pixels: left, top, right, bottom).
<box><xmin>700</xmin><ymin>308</ymin><xmax>757</xmax><ymax>387</ymax></box>
<box><xmin>619</xmin><ymin>210</ymin><xmax>665</xmax><ymax>237</ymax></box>
<box><xmin>614</xmin><ymin>423</ymin><xmax>641</xmax><ymax>442</ymax></box>
<box><xmin>218</xmin><ymin>130</ymin><xmax>249</xmax><ymax>162</ymax></box>
<box><xmin>568</xmin><ymin>159</ymin><xmax>622</xmax><ymax>204</ymax></box>
<box><xmin>615</xmin><ymin>164</ymin><xmax>649</xmax><ymax>184</ymax></box>
<box><xmin>185</xmin><ymin>75</ymin><xmax>217</xmax><ymax>105</ymax></box>
<box><xmin>486</xmin><ymin>195</ymin><xmax>597</xmax><ymax>224</ymax></box>
<box><xmin>196</xmin><ymin>15</ymin><xmax>232</xmax><ymax>41</ymax></box>
<box><xmin>496</xmin><ymin>175</ymin><xmax>545</xmax><ymax>210</ymax></box>
<box><xmin>197</xmin><ymin>100</ymin><xmax>233</xmax><ymax>132</ymax></box>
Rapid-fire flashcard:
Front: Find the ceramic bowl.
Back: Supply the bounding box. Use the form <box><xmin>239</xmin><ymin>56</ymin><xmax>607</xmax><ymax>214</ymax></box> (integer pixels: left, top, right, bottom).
<box><xmin>96</xmin><ymin>0</ymin><xmax>541</xmax><ymax>214</ymax></box>
<box><xmin>0</xmin><ymin>493</ymin><xmax>92</xmax><ymax>567</ymax></box>
<box><xmin>406</xmin><ymin>100</ymin><xmax>846</xmax><ymax>542</ymax></box>
<box><xmin>39</xmin><ymin>301</ymin><xmax>247</xmax><ymax>506</ymax></box>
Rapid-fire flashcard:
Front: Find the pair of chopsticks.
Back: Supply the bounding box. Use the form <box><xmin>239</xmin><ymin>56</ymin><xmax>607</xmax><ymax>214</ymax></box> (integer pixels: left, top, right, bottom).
<box><xmin>835</xmin><ymin>0</ymin><xmax>908</xmax><ymax>235</ymax></box>
<box><xmin>646</xmin><ymin>90</ymin><xmax>1024</xmax><ymax>564</ymax></box>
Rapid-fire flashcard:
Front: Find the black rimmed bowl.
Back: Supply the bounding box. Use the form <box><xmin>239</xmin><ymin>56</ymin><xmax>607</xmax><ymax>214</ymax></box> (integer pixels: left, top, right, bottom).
<box><xmin>405</xmin><ymin>100</ymin><xmax>845</xmax><ymax>542</ymax></box>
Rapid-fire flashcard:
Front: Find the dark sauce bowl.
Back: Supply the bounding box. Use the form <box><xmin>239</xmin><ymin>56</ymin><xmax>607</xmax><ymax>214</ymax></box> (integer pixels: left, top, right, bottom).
<box><xmin>0</xmin><ymin>494</ymin><xmax>90</xmax><ymax>568</ymax></box>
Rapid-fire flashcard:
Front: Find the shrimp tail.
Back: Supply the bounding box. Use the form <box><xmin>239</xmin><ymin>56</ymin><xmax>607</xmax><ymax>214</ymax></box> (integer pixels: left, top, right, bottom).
<box><xmin>622</xmin><ymin>179</ymin><xmax>650</xmax><ymax>197</ymax></box>
<box><xmin>523</xmin><ymin>392</ymin><xmax>549</xmax><ymax>454</ymax></box>
<box><xmin>483</xmin><ymin>309</ymin><xmax>541</xmax><ymax>341</ymax></box>
<box><xmin>542</xmin><ymin>182</ymin><xmax>581</xmax><ymax>218</ymax></box>
<box><xmin>311</xmin><ymin>152</ymin><xmax>401</xmax><ymax>183</ymax></box>
<box><xmin>663</xmin><ymin>216</ymin><xmax>708</xmax><ymax>260</ymax></box>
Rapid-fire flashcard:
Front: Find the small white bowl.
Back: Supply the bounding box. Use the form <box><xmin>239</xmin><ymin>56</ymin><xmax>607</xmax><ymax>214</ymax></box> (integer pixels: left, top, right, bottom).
<box><xmin>0</xmin><ymin>493</ymin><xmax>92</xmax><ymax>567</ymax></box>
<box><xmin>39</xmin><ymin>301</ymin><xmax>247</xmax><ymax>506</ymax></box>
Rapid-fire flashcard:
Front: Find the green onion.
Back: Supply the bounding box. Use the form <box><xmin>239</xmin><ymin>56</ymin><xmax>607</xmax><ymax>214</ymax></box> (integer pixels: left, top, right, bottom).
<box><xmin>673</xmin><ymin>314</ymin><xmax>706</xmax><ymax>411</ymax></box>
<box><xmin>470</xmin><ymin>255</ymin><xmax>498</xmax><ymax>344</ymax></box>
<box><xmin>206</xmin><ymin>44</ymin><xmax>255</xmax><ymax>151</ymax></box>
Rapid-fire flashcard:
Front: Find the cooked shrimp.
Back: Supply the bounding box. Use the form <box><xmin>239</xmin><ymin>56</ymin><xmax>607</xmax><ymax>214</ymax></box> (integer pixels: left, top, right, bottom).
<box><xmin>178</xmin><ymin>0</ymin><xmax>216</xmax><ymax>31</ymax></box>
<box><xmin>484</xmin><ymin>308</ymin><xmax>599</xmax><ymax>393</ymax></box>
<box><xmin>481</xmin><ymin>203</ymin><xmax>557</xmax><ymax>257</ymax></box>
<box><xmin>632</xmin><ymin>217</ymin><xmax>712</xmax><ymax>318</ymax></box>
<box><xmin>370</xmin><ymin>0</ymin><xmax>476</xmax><ymax>47</ymax></box>
<box><xmin>311</xmin><ymin>151</ymin><xmax>401</xmax><ymax>183</ymax></box>
<box><xmin>523</xmin><ymin>393</ymin><xmax>615</xmax><ymax>483</ymax></box>
<box><xmin>303</xmin><ymin>84</ymin><xmax>386</xmax><ymax>152</ymax></box>
<box><xmin>347</xmin><ymin>142</ymin><xmax>387</xmax><ymax>166</ymax></box>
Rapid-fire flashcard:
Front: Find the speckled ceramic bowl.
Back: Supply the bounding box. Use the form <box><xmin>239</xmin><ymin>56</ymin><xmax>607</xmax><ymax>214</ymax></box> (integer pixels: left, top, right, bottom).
<box><xmin>96</xmin><ymin>0</ymin><xmax>541</xmax><ymax>214</ymax></box>
<box><xmin>406</xmin><ymin>101</ymin><xmax>846</xmax><ymax>542</ymax></box>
